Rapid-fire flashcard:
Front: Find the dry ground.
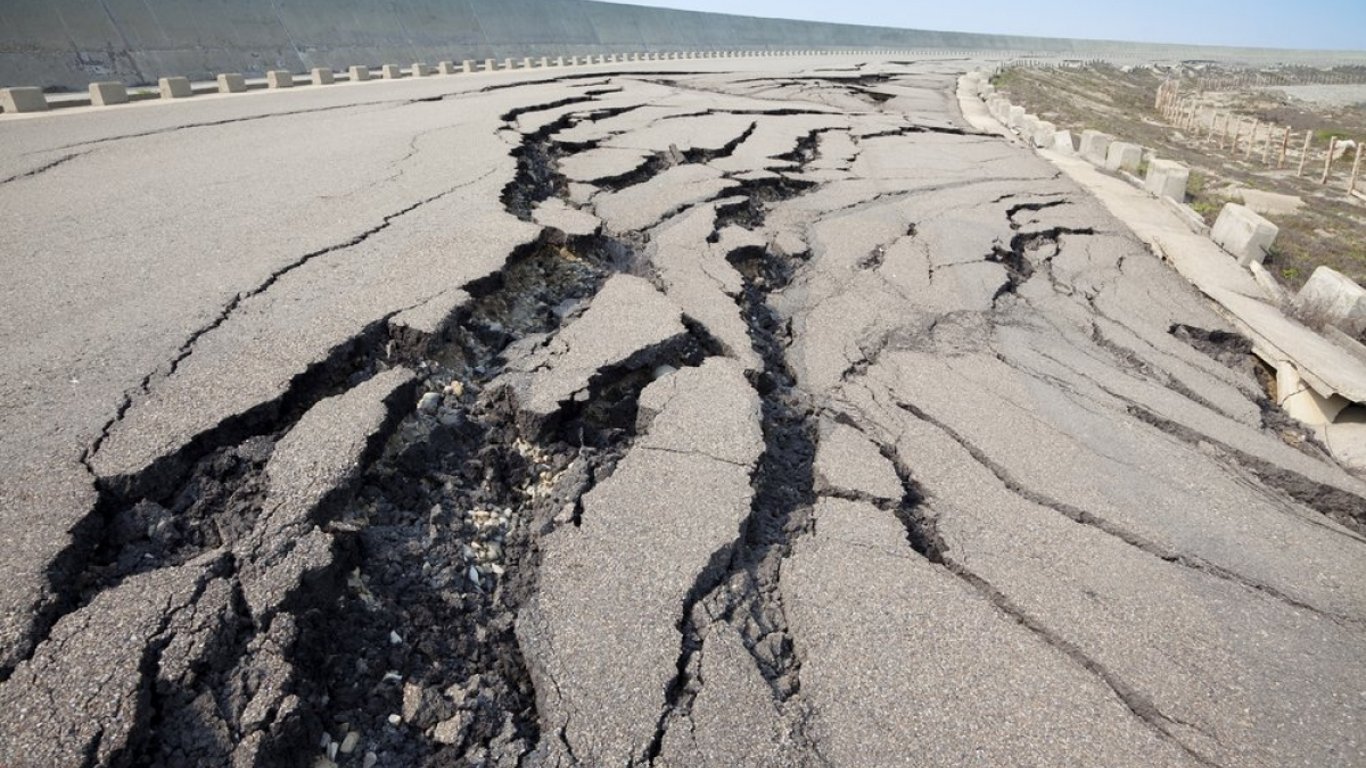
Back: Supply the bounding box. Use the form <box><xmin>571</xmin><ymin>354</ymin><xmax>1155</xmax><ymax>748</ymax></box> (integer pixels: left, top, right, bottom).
<box><xmin>994</xmin><ymin>64</ymin><xmax>1366</xmax><ymax>291</ymax></box>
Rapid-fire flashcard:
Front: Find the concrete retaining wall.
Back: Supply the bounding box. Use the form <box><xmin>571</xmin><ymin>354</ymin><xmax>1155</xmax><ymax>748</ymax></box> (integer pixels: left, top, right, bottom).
<box><xmin>4</xmin><ymin>0</ymin><xmax>1364</xmax><ymax>91</ymax></box>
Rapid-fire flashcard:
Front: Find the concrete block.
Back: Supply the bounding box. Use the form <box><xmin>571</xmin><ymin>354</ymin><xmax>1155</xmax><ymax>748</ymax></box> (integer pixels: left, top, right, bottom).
<box><xmin>438</xmin><ymin>60</ymin><xmax>457</xmax><ymax>75</ymax></box>
<box><xmin>1143</xmin><ymin>159</ymin><xmax>1190</xmax><ymax>202</ymax></box>
<box><xmin>1007</xmin><ymin>105</ymin><xmax>1026</xmax><ymax>128</ymax></box>
<box><xmin>1211</xmin><ymin>203</ymin><xmax>1279</xmax><ymax>266</ymax></box>
<box><xmin>266</xmin><ymin>70</ymin><xmax>294</xmax><ymax>89</ymax></box>
<box><xmin>348</xmin><ymin>66</ymin><xmax>370</xmax><ymax>82</ymax></box>
<box><xmin>540</xmin><ymin>57</ymin><xmax>550</xmax><ymax>67</ymax></box>
<box><xmin>0</xmin><ymin>87</ymin><xmax>48</xmax><ymax>113</ymax></box>
<box><xmin>555</xmin><ymin>56</ymin><xmax>566</xmax><ymax>67</ymax></box>
<box><xmin>1052</xmin><ymin>130</ymin><xmax>1076</xmax><ymax>154</ymax></box>
<box><xmin>1019</xmin><ymin>114</ymin><xmax>1040</xmax><ymax>136</ymax></box>
<box><xmin>89</xmin><ymin>81</ymin><xmax>128</xmax><ymax>106</ymax></box>
<box><xmin>382</xmin><ymin>65</ymin><xmax>402</xmax><ymax>79</ymax></box>
<box><xmin>523</xmin><ymin>57</ymin><xmax>535</xmax><ymax>69</ymax></box>
<box><xmin>218</xmin><ymin>73</ymin><xmax>248</xmax><ymax>92</ymax></box>
<box><xmin>1277</xmin><ymin>363</ymin><xmax>1350</xmax><ymax>425</ymax></box>
<box><xmin>311</xmin><ymin>67</ymin><xmax>334</xmax><ymax>85</ymax></box>
<box><xmin>1295</xmin><ymin>266</ymin><xmax>1366</xmax><ymax>336</ymax></box>
<box><xmin>484</xmin><ymin>59</ymin><xmax>497</xmax><ymax>71</ymax></box>
<box><xmin>462</xmin><ymin>60</ymin><xmax>475</xmax><ymax>73</ymax></box>
<box><xmin>412</xmin><ymin>63</ymin><xmax>434</xmax><ymax>77</ymax></box>
<box><xmin>159</xmin><ymin>76</ymin><xmax>192</xmax><ymax>99</ymax></box>
<box><xmin>1031</xmin><ymin>120</ymin><xmax>1056</xmax><ymax>149</ymax></box>
<box><xmin>1079</xmin><ymin>130</ymin><xmax>1113</xmax><ymax>165</ymax></box>
<box><xmin>1104</xmin><ymin>141</ymin><xmax>1143</xmax><ymax>173</ymax></box>
<box><xmin>504</xmin><ymin>58</ymin><xmax>517</xmax><ymax>70</ymax></box>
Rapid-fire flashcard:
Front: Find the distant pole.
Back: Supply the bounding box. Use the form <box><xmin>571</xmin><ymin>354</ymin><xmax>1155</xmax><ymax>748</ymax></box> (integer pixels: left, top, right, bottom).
<box><xmin>1321</xmin><ymin>136</ymin><xmax>1338</xmax><ymax>184</ymax></box>
<box><xmin>1278</xmin><ymin>126</ymin><xmax>1291</xmax><ymax>169</ymax></box>
<box><xmin>1298</xmin><ymin>132</ymin><xmax>1312</xmax><ymax>176</ymax></box>
<box><xmin>1350</xmin><ymin>143</ymin><xmax>1364</xmax><ymax>195</ymax></box>
<box><xmin>1245</xmin><ymin>119</ymin><xmax>1258</xmax><ymax>159</ymax></box>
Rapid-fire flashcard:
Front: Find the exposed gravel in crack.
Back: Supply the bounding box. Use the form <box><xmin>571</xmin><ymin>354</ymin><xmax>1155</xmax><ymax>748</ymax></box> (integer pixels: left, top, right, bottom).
<box><xmin>643</xmin><ymin>165</ymin><xmax>829</xmax><ymax>765</ymax></box>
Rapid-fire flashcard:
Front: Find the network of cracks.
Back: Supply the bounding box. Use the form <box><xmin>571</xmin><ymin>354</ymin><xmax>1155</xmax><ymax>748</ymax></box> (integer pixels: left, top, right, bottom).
<box><xmin>6</xmin><ymin>65</ymin><xmax>1364</xmax><ymax>768</ymax></box>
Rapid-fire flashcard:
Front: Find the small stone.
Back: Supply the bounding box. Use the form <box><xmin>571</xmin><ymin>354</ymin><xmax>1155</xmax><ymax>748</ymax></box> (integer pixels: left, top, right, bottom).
<box><xmin>312</xmin><ymin>758</ymin><xmax>337</xmax><ymax>768</ymax></box>
<box><xmin>363</xmin><ymin>752</ymin><xmax>379</xmax><ymax>768</ymax></box>
<box><xmin>446</xmin><ymin>380</ymin><xmax>465</xmax><ymax>398</ymax></box>
<box><xmin>382</xmin><ymin>670</ymin><xmax>402</xmax><ymax>683</ymax></box>
<box><xmin>388</xmin><ymin>713</ymin><xmax>402</xmax><ymax>726</ymax></box>
<box><xmin>418</xmin><ymin>392</ymin><xmax>441</xmax><ymax>414</ymax></box>
<box><xmin>468</xmin><ymin>565</ymin><xmax>481</xmax><ymax>585</ymax></box>
<box><xmin>652</xmin><ymin>364</ymin><xmax>678</xmax><ymax>380</ymax></box>
<box><xmin>433</xmin><ymin>711</ymin><xmax>473</xmax><ymax>745</ymax></box>
<box><xmin>327</xmin><ymin>741</ymin><xmax>339</xmax><ymax>760</ymax></box>
<box><xmin>389</xmin><ymin>630</ymin><xmax>402</xmax><ymax>645</ymax></box>
<box><xmin>340</xmin><ymin>731</ymin><xmax>361</xmax><ymax>754</ymax></box>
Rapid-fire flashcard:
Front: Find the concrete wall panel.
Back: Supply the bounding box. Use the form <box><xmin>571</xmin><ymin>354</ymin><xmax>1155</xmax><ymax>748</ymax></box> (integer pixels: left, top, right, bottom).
<box><xmin>2</xmin><ymin>0</ymin><xmax>1364</xmax><ymax>91</ymax></box>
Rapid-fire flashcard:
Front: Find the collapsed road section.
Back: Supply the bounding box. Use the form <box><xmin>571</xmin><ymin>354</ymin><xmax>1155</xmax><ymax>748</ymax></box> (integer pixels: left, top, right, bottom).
<box><xmin>0</xmin><ymin>59</ymin><xmax>1364</xmax><ymax>768</ymax></box>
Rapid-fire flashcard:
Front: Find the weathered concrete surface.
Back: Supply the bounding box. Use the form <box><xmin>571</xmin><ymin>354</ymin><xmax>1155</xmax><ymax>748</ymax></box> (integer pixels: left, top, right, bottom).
<box><xmin>7</xmin><ymin>0</ymin><xmax>1366</xmax><ymax>92</ymax></box>
<box><xmin>1</xmin><ymin>56</ymin><xmax>1364</xmax><ymax>768</ymax></box>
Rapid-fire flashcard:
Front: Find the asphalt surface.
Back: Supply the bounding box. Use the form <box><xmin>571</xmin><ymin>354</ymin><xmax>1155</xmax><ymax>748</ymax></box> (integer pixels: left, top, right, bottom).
<box><xmin>1</xmin><ymin>55</ymin><xmax>1364</xmax><ymax>767</ymax></box>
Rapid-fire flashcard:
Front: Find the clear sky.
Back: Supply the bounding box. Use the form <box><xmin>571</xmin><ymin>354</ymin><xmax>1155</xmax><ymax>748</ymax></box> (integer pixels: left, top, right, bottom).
<box><xmin>621</xmin><ymin>0</ymin><xmax>1366</xmax><ymax>51</ymax></box>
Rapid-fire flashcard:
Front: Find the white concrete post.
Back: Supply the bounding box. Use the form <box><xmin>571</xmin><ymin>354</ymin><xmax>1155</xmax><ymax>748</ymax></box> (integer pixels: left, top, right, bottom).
<box><xmin>348</xmin><ymin>66</ymin><xmax>370</xmax><ymax>82</ymax></box>
<box><xmin>1351</xmin><ymin>143</ymin><xmax>1364</xmax><ymax>196</ymax></box>
<box><xmin>218</xmin><ymin>73</ymin><xmax>248</xmax><ymax>92</ymax></box>
<box><xmin>0</xmin><ymin>87</ymin><xmax>48</xmax><ymax>113</ymax></box>
<box><xmin>311</xmin><ymin>67</ymin><xmax>334</xmax><ymax>85</ymax></box>
<box><xmin>159</xmin><ymin>76</ymin><xmax>193</xmax><ymax>98</ymax></box>
<box><xmin>266</xmin><ymin>70</ymin><xmax>294</xmax><ymax>89</ymax></box>
<box><xmin>1322</xmin><ymin>137</ymin><xmax>1338</xmax><ymax>184</ymax></box>
<box><xmin>89</xmin><ymin>81</ymin><xmax>129</xmax><ymax>106</ymax></box>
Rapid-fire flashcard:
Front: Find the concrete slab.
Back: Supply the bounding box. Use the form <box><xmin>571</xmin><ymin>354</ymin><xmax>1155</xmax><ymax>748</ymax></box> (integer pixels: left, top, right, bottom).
<box><xmin>347</xmin><ymin>65</ymin><xmax>369</xmax><ymax>82</ymax></box>
<box><xmin>310</xmin><ymin>67</ymin><xmax>333</xmax><ymax>86</ymax></box>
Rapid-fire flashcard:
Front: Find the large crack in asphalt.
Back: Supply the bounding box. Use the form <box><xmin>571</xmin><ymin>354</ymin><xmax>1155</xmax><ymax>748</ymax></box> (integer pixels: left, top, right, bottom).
<box><xmin>641</xmin><ymin>167</ymin><xmax>830</xmax><ymax>766</ymax></box>
<box><xmin>881</xmin><ymin>432</ymin><xmax>1225</xmax><ymax>768</ymax></box>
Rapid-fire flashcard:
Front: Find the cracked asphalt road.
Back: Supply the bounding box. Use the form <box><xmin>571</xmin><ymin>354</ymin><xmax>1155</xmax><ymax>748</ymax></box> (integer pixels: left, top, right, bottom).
<box><xmin>2</xmin><ymin>56</ymin><xmax>1364</xmax><ymax>767</ymax></box>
